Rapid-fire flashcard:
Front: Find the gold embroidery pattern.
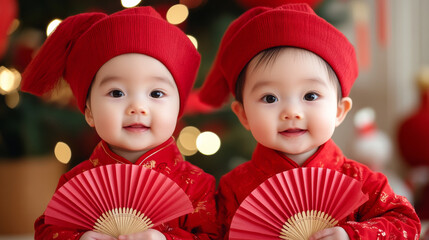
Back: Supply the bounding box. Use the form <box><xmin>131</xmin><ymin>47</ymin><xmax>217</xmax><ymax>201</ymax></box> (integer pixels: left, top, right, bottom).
<box><xmin>193</xmin><ymin>200</ymin><xmax>207</xmax><ymax>213</ymax></box>
<box><xmin>380</xmin><ymin>192</ymin><xmax>388</xmax><ymax>203</ymax></box>
<box><xmin>189</xmin><ymin>169</ymin><xmax>202</xmax><ymax>176</ymax></box>
<box><xmin>90</xmin><ymin>158</ymin><xmax>99</xmax><ymax>167</ymax></box>
<box><xmin>184</xmin><ymin>178</ymin><xmax>195</xmax><ymax>185</ymax></box>
<box><xmin>142</xmin><ymin>160</ymin><xmax>156</xmax><ymax>169</ymax></box>
<box><xmin>53</xmin><ymin>232</ymin><xmax>59</xmax><ymax>239</ymax></box>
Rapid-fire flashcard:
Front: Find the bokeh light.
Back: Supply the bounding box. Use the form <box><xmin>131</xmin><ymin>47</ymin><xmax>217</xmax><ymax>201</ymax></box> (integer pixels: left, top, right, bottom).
<box><xmin>54</xmin><ymin>142</ymin><xmax>72</xmax><ymax>164</ymax></box>
<box><xmin>5</xmin><ymin>90</ymin><xmax>20</xmax><ymax>109</ymax></box>
<box><xmin>121</xmin><ymin>0</ymin><xmax>141</xmax><ymax>8</ymax></box>
<box><xmin>166</xmin><ymin>4</ymin><xmax>189</xmax><ymax>25</ymax></box>
<box><xmin>177</xmin><ymin>126</ymin><xmax>200</xmax><ymax>156</ymax></box>
<box><xmin>46</xmin><ymin>19</ymin><xmax>62</xmax><ymax>37</ymax></box>
<box><xmin>0</xmin><ymin>67</ymin><xmax>20</xmax><ymax>94</ymax></box>
<box><xmin>196</xmin><ymin>131</ymin><xmax>221</xmax><ymax>155</ymax></box>
<box><xmin>187</xmin><ymin>35</ymin><xmax>198</xmax><ymax>49</ymax></box>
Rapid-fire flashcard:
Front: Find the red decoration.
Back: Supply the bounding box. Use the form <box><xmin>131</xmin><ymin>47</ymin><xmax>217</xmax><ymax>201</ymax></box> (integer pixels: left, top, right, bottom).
<box><xmin>45</xmin><ymin>164</ymin><xmax>193</xmax><ymax>237</ymax></box>
<box><xmin>229</xmin><ymin>167</ymin><xmax>368</xmax><ymax>240</ymax></box>
<box><xmin>398</xmin><ymin>91</ymin><xmax>429</xmax><ymax>167</ymax></box>
<box><xmin>353</xmin><ymin>1</ymin><xmax>371</xmax><ymax>70</ymax></box>
<box><xmin>0</xmin><ymin>0</ymin><xmax>18</xmax><ymax>59</ymax></box>
<box><xmin>377</xmin><ymin>0</ymin><xmax>390</xmax><ymax>47</ymax></box>
<box><xmin>235</xmin><ymin>0</ymin><xmax>322</xmax><ymax>9</ymax></box>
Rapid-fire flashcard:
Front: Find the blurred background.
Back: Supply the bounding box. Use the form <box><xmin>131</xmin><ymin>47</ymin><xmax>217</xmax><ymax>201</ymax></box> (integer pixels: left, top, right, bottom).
<box><xmin>0</xmin><ymin>0</ymin><xmax>428</xmax><ymax>238</ymax></box>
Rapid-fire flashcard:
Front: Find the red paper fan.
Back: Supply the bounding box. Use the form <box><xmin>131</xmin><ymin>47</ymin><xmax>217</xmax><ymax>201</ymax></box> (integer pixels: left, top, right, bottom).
<box><xmin>229</xmin><ymin>167</ymin><xmax>369</xmax><ymax>240</ymax></box>
<box><xmin>45</xmin><ymin>164</ymin><xmax>194</xmax><ymax>237</ymax></box>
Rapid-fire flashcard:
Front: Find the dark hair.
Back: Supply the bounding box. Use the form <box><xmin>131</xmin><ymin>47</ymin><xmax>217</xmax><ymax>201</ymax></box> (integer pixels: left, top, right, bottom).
<box><xmin>235</xmin><ymin>47</ymin><xmax>342</xmax><ymax>103</ymax></box>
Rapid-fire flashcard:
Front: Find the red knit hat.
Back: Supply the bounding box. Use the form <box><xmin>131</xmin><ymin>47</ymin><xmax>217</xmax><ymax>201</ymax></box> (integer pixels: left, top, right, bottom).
<box><xmin>21</xmin><ymin>7</ymin><xmax>200</xmax><ymax>117</ymax></box>
<box><xmin>199</xmin><ymin>3</ymin><xmax>358</xmax><ymax>107</ymax></box>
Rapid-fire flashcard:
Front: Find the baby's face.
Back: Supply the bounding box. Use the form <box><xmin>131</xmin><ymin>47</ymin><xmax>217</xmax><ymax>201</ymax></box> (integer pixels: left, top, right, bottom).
<box><xmin>235</xmin><ymin>48</ymin><xmax>350</xmax><ymax>161</ymax></box>
<box><xmin>85</xmin><ymin>53</ymin><xmax>180</xmax><ymax>161</ymax></box>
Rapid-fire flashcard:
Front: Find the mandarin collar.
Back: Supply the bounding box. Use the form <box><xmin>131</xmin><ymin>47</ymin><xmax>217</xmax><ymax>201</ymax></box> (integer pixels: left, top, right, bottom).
<box><xmin>89</xmin><ymin>137</ymin><xmax>181</xmax><ymax>168</ymax></box>
<box><xmin>251</xmin><ymin>139</ymin><xmax>345</xmax><ymax>175</ymax></box>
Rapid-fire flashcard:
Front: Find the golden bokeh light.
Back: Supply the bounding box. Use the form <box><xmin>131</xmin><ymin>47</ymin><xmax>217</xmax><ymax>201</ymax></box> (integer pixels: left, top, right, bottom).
<box><xmin>46</xmin><ymin>19</ymin><xmax>62</xmax><ymax>37</ymax></box>
<box><xmin>196</xmin><ymin>131</ymin><xmax>221</xmax><ymax>155</ymax></box>
<box><xmin>187</xmin><ymin>35</ymin><xmax>198</xmax><ymax>49</ymax></box>
<box><xmin>166</xmin><ymin>4</ymin><xmax>189</xmax><ymax>25</ymax></box>
<box><xmin>54</xmin><ymin>142</ymin><xmax>72</xmax><ymax>164</ymax></box>
<box><xmin>0</xmin><ymin>67</ymin><xmax>20</xmax><ymax>94</ymax></box>
<box><xmin>179</xmin><ymin>126</ymin><xmax>200</xmax><ymax>150</ymax></box>
<box><xmin>121</xmin><ymin>0</ymin><xmax>141</xmax><ymax>8</ymax></box>
<box><xmin>5</xmin><ymin>90</ymin><xmax>20</xmax><ymax>109</ymax></box>
<box><xmin>177</xmin><ymin>126</ymin><xmax>200</xmax><ymax>156</ymax></box>
<box><xmin>177</xmin><ymin>138</ymin><xmax>198</xmax><ymax>156</ymax></box>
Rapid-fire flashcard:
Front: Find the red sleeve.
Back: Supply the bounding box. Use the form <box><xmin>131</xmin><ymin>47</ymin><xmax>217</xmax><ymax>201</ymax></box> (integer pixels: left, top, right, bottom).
<box><xmin>340</xmin><ymin>170</ymin><xmax>421</xmax><ymax>239</ymax></box>
<box><xmin>216</xmin><ymin>176</ymin><xmax>240</xmax><ymax>240</ymax></box>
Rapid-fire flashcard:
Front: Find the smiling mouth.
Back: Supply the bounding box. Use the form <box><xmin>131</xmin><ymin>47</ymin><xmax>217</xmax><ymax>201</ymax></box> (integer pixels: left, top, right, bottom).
<box><xmin>280</xmin><ymin>128</ymin><xmax>307</xmax><ymax>137</ymax></box>
<box><xmin>123</xmin><ymin>124</ymin><xmax>149</xmax><ymax>132</ymax></box>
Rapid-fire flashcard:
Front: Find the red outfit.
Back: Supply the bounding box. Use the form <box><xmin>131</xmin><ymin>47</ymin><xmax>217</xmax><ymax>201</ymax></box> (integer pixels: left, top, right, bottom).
<box><xmin>35</xmin><ymin>137</ymin><xmax>218</xmax><ymax>240</ymax></box>
<box><xmin>217</xmin><ymin>139</ymin><xmax>421</xmax><ymax>239</ymax></box>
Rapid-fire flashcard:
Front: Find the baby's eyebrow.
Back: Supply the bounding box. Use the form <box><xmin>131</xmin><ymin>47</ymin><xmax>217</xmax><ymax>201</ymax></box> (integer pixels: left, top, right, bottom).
<box><xmin>97</xmin><ymin>75</ymin><xmax>176</xmax><ymax>88</ymax></box>
<box><xmin>249</xmin><ymin>80</ymin><xmax>275</xmax><ymax>93</ymax></box>
<box><xmin>98</xmin><ymin>75</ymin><xmax>121</xmax><ymax>87</ymax></box>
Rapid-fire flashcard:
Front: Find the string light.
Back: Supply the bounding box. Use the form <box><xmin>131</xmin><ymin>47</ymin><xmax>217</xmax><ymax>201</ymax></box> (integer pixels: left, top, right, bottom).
<box><xmin>54</xmin><ymin>142</ymin><xmax>72</xmax><ymax>164</ymax></box>
<box><xmin>46</xmin><ymin>19</ymin><xmax>62</xmax><ymax>37</ymax></box>
<box><xmin>187</xmin><ymin>35</ymin><xmax>198</xmax><ymax>49</ymax></box>
<box><xmin>166</xmin><ymin>4</ymin><xmax>189</xmax><ymax>25</ymax></box>
<box><xmin>196</xmin><ymin>131</ymin><xmax>221</xmax><ymax>155</ymax></box>
<box><xmin>121</xmin><ymin>0</ymin><xmax>141</xmax><ymax>8</ymax></box>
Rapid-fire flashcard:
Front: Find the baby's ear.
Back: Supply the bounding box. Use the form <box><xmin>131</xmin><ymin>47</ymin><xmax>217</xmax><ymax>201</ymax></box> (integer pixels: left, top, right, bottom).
<box><xmin>84</xmin><ymin>102</ymin><xmax>95</xmax><ymax>127</ymax></box>
<box><xmin>231</xmin><ymin>101</ymin><xmax>250</xmax><ymax>130</ymax></box>
<box><xmin>335</xmin><ymin>97</ymin><xmax>353</xmax><ymax>127</ymax></box>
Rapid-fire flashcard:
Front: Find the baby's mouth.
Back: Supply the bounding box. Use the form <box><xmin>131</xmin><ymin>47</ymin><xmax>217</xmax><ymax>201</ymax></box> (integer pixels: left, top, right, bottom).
<box><xmin>280</xmin><ymin>128</ymin><xmax>307</xmax><ymax>136</ymax></box>
<box><xmin>123</xmin><ymin>123</ymin><xmax>149</xmax><ymax>132</ymax></box>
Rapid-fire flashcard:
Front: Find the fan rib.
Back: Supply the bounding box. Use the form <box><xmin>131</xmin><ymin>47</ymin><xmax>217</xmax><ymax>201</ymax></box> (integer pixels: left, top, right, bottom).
<box><xmin>45</xmin><ymin>164</ymin><xmax>194</xmax><ymax>237</ymax></box>
<box><xmin>229</xmin><ymin>167</ymin><xmax>369</xmax><ymax>240</ymax></box>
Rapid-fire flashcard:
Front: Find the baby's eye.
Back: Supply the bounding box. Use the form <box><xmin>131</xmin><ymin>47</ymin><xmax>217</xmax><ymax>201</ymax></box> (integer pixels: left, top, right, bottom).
<box><xmin>150</xmin><ymin>90</ymin><xmax>165</xmax><ymax>98</ymax></box>
<box><xmin>109</xmin><ymin>90</ymin><xmax>125</xmax><ymax>98</ymax></box>
<box><xmin>262</xmin><ymin>94</ymin><xmax>278</xmax><ymax>103</ymax></box>
<box><xmin>304</xmin><ymin>92</ymin><xmax>319</xmax><ymax>101</ymax></box>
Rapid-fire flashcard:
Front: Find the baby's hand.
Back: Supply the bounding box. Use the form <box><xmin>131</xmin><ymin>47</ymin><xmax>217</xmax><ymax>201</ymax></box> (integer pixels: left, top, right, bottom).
<box><xmin>309</xmin><ymin>227</ymin><xmax>350</xmax><ymax>240</ymax></box>
<box><xmin>80</xmin><ymin>231</ymin><xmax>117</xmax><ymax>240</ymax></box>
<box><xmin>118</xmin><ymin>229</ymin><xmax>166</xmax><ymax>240</ymax></box>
